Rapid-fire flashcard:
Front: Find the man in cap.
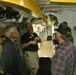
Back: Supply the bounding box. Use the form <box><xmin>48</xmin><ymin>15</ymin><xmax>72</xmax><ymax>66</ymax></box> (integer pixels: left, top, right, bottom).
<box><xmin>51</xmin><ymin>25</ymin><xmax>76</xmax><ymax>75</ymax></box>
<box><xmin>55</xmin><ymin>24</ymin><xmax>74</xmax><ymax>43</ymax></box>
<box><xmin>59</xmin><ymin>21</ymin><xmax>71</xmax><ymax>33</ymax></box>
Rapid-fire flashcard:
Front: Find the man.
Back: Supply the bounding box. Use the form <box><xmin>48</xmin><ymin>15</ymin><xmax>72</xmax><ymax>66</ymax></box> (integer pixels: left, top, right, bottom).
<box><xmin>21</xmin><ymin>23</ymin><xmax>41</xmax><ymax>75</ymax></box>
<box><xmin>1</xmin><ymin>25</ymin><xmax>26</xmax><ymax>75</ymax></box>
<box><xmin>51</xmin><ymin>25</ymin><xmax>76</xmax><ymax>75</ymax></box>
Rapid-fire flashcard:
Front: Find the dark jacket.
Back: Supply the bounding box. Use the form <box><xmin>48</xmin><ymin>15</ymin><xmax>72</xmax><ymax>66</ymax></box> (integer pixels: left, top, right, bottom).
<box><xmin>1</xmin><ymin>38</ymin><xmax>26</xmax><ymax>75</ymax></box>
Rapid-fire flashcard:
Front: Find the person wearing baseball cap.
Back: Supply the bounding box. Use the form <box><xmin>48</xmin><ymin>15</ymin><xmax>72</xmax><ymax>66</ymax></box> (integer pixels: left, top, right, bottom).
<box><xmin>51</xmin><ymin>24</ymin><xmax>76</xmax><ymax>75</ymax></box>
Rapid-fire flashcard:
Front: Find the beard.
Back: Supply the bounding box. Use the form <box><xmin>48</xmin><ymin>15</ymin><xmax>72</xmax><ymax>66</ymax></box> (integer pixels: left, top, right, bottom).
<box><xmin>53</xmin><ymin>39</ymin><xmax>59</xmax><ymax>45</ymax></box>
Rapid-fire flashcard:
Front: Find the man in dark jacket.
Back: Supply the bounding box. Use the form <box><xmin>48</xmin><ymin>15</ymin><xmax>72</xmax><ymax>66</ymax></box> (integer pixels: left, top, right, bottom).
<box><xmin>1</xmin><ymin>25</ymin><xmax>26</xmax><ymax>75</ymax></box>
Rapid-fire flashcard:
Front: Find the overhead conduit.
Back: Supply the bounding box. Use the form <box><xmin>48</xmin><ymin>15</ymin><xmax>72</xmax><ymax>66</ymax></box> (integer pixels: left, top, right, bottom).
<box><xmin>0</xmin><ymin>0</ymin><xmax>45</xmax><ymax>20</ymax></box>
<box><xmin>50</xmin><ymin>0</ymin><xmax>76</xmax><ymax>3</ymax></box>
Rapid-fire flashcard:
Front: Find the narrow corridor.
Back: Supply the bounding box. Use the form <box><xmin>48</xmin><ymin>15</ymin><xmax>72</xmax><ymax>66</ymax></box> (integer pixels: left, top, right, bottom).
<box><xmin>38</xmin><ymin>41</ymin><xmax>54</xmax><ymax>58</ymax></box>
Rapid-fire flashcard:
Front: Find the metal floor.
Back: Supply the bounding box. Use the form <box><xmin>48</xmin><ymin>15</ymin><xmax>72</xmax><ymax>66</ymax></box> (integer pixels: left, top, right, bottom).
<box><xmin>38</xmin><ymin>41</ymin><xmax>55</xmax><ymax>58</ymax></box>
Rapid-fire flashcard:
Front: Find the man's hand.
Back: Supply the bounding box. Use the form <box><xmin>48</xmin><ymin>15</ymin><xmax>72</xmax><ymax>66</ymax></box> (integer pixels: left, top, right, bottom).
<box><xmin>30</xmin><ymin>41</ymin><xmax>37</xmax><ymax>45</ymax></box>
<box><xmin>34</xmin><ymin>37</ymin><xmax>40</xmax><ymax>42</ymax></box>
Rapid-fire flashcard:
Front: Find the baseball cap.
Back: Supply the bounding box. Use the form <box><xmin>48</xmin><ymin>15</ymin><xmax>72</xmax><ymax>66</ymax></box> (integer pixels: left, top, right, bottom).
<box><xmin>59</xmin><ymin>22</ymin><xmax>71</xmax><ymax>33</ymax></box>
<box><xmin>55</xmin><ymin>25</ymin><xmax>70</xmax><ymax>35</ymax></box>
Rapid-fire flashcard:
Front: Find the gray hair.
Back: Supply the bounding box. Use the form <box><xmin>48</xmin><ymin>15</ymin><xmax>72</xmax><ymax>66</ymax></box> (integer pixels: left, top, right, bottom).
<box><xmin>61</xmin><ymin>32</ymin><xmax>74</xmax><ymax>43</ymax></box>
<box><xmin>4</xmin><ymin>25</ymin><xmax>17</xmax><ymax>38</ymax></box>
<box><xmin>61</xmin><ymin>34</ymin><xmax>67</xmax><ymax>40</ymax></box>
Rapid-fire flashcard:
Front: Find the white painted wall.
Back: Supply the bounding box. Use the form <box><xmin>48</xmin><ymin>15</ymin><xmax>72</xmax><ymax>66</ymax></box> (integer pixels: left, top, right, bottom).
<box><xmin>45</xmin><ymin>9</ymin><xmax>76</xmax><ymax>46</ymax></box>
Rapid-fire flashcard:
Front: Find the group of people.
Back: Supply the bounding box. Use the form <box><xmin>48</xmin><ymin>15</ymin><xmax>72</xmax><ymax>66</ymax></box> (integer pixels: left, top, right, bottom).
<box><xmin>0</xmin><ymin>20</ymin><xmax>76</xmax><ymax>75</ymax></box>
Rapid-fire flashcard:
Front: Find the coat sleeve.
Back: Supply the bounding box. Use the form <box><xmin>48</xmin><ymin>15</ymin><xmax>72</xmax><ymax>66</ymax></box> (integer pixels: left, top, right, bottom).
<box><xmin>1</xmin><ymin>44</ymin><xmax>14</xmax><ymax>73</ymax></box>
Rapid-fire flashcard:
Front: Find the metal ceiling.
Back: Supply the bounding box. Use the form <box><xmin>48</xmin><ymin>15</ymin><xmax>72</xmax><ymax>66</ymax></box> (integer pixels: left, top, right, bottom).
<box><xmin>35</xmin><ymin>0</ymin><xmax>49</xmax><ymax>5</ymax></box>
<box><xmin>35</xmin><ymin>0</ymin><xmax>76</xmax><ymax>13</ymax></box>
<box><xmin>1</xmin><ymin>0</ymin><xmax>76</xmax><ymax>23</ymax></box>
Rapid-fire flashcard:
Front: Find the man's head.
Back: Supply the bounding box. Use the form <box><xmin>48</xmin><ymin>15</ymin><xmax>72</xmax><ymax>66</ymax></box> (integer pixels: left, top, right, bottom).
<box><xmin>25</xmin><ymin>23</ymin><xmax>34</xmax><ymax>34</ymax></box>
<box><xmin>4</xmin><ymin>25</ymin><xmax>19</xmax><ymax>41</ymax></box>
<box><xmin>55</xmin><ymin>25</ymin><xmax>71</xmax><ymax>43</ymax></box>
<box><xmin>59</xmin><ymin>22</ymin><xmax>71</xmax><ymax>33</ymax></box>
<box><xmin>56</xmin><ymin>25</ymin><xmax>70</xmax><ymax>35</ymax></box>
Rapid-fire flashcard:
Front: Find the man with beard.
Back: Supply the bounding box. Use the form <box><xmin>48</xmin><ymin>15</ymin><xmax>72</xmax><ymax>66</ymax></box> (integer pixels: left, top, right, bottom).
<box><xmin>51</xmin><ymin>25</ymin><xmax>76</xmax><ymax>75</ymax></box>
